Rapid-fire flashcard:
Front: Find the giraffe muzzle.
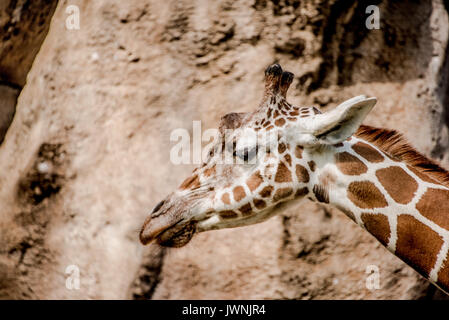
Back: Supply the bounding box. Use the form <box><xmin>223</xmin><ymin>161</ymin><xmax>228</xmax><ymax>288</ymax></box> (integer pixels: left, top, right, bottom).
<box><xmin>139</xmin><ymin>215</ymin><xmax>169</xmax><ymax>245</ymax></box>
<box><xmin>140</xmin><ymin>215</ymin><xmax>197</xmax><ymax>247</ymax></box>
<box><xmin>140</xmin><ymin>198</ymin><xmax>198</xmax><ymax>247</ymax></box>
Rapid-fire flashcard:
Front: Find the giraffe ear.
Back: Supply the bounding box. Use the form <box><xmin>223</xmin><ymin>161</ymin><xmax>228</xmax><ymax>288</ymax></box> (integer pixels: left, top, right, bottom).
<box><xmin>309</xmin><ymin>96</ymin><xmax>377</xmax><ymax>145</ymax></box>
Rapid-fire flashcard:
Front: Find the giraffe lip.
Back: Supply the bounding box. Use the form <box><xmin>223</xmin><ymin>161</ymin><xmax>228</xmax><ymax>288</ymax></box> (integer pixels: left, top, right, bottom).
<box><xmin>156</xmin><ymin>220</ymin><xmax>197</xmax><ymax>248</ymax></box>
<box><xmin>140</xmin><ymin>217</ymin><xmax>183</xmax><ymax>246</ymax></box>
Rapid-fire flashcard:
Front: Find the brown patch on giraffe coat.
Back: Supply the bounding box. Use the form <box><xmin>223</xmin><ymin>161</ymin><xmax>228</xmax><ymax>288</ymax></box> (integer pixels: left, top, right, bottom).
<box><xmin>376</xmin><ymin>166</ymin><xmax>418</xmax><ymax>204</ymax></box>
<box><xmin>361</xmin><ymin>213</ymin><xmax>390</xmax><ymax>246</ymax></box>
<box><xmin>416</xmin><ymin>188</ymin><xmax>449</xmax><ymax>230</ymax></box>
<box><xmin>259</xmin><ymin>186</ymin><xmax>273</xmax><ymax>198</ymax></box>
<box><xmin>295</xmin><ymin>187</ymin><xmax>308</xmax><ymax>198</ymax></box>
<box><xmin>253</xmin><ymin>199</ymin><xmax>266</xmax><ymax>210</ymax></box>
<box><xmin>273</xmin><ymin>110</ymin><xmax>280</xmax><ymax>118</ymax></box>
<box><xmin>275</xmin><ymin>118</ymin><xmax>286</xmax><ymax>127</ymax></box>
<box><xmin>180</xmin><ymin>175</ymin><xmax>200</xmax><ymax>190</ymax></box>
<box><xmin>267</xmin><ymin>108</ymin><xmax>272</xmax><ymax>118</ymax></box>
<box><xmin>335</xmin><ymin>152</ymin><xmax>368</xmax><ymax>175</ymax></box>
<box><xmin>203</xmin><ymin>165</ymin><xmax>216</xmax><ymax>177</ymax></box>
<box><xmin>278</xmin><ymin>143</ymin><xmax>286</xmax><ymax>154</ymax></box>
<box><xmin>295</xmin><ymin>164</ymin><xmax>310</xmax><ymax>183</ymax></box>
<box><xmin>313</xmin><ymin>184</ymin><xmax>329</xmax><ymax>203</ymax></box>
<box><xmin>239</xmin><ymin>203</ymin><xmax>253</xmax><ymax>216</ymax></box>
<box><xmin>289</xmin><ymin>110</ymin><xmax>299</xmax><ymax>116</ymax></box>
<box><xmin>347</xmin><ymin>181</ymin><xmax>388</xmax><ymax>209</ymax></box>
<box><xmin>352</xmin><ymin>141</ymin><xmax>384</xmax><ymax>163</ymax></box>
<box><xmin>295</xmin><ymin>145</ymin><xmax>303</xmax><ymax>159</ymax></box>
<box><xmin>396</xmin><ymin>214</ymin><xmax>443</xmax><ymax>277</ymax></box>
<box><xmin>308</xmin><ymin>161</ymin><xmax>316</xmax><ymax>172</ymax></box>
<box><xmin>233</xmin><ymin>186</ymin><xmax>246</xmax><ymax>202</ymax></box>
<box><xmin>266</xmin><ymin>125</ymin><xmax>274</xmax><ymax>131</ymax></box>
<box><xmin>221</xmin><ymin>193</ymin><xmax>230</xmax><ymax>205</ymax></box>
<box><xmin>273</xmin><ymin>187</ymin><xmax>293</xmax><ymax>202</ymax></box>
<box><xmin>219</xmin><ymin>210</ymin><xmax>239</xmax><ymax>219</ymax></box>
<box><xmin>275</xmin><ymin>162</ymin><xmax>292</xmax><ymax>183</ymax></box>
<box><xmin>246</xmin><ymin>171</ymin><xmax>263</xmax><ymax>192</ymax></box>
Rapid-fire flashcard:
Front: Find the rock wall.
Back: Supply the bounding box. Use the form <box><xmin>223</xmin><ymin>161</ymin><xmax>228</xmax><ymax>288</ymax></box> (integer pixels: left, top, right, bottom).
<box><xmin>1</xmin><ymin>0</ymin><xmax>448</xmax><ymax>299</ymax></box>
<box><xmin>0</xmin><ymin>84</ymin><xmax>18</xmax><ymax>144</ymax></box>
<box><xmin>0</xmin><ymin>0</ymin><xmax>58</xmax><ymax>143</ymax></box>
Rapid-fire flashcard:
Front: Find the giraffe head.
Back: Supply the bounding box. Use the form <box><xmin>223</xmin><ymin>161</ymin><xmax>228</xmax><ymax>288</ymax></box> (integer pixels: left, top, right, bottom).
<box><xmin>140</xmin><ymin>64</ymin><xmax>377</xmax><ymax>247</ymax></box>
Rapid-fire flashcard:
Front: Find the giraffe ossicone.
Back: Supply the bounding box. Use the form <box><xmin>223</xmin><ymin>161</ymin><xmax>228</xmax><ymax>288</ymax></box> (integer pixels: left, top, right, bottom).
<box><xmin>140</xmin><ymin>64</ymin><xmax>449</xmax><ymax>294</ymax></box>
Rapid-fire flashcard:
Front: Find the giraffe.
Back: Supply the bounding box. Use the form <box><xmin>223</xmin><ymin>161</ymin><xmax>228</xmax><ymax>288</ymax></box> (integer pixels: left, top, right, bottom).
<box><xmin>140</xmin><ymin>63</ymin><xmax>449</xmax><ymax>294</ymax></box>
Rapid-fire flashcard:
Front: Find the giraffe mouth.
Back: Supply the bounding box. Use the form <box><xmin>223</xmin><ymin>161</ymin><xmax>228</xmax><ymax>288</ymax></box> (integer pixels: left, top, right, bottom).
<box><xmin>155</xmin><ymin>220</ymin><xmax>197</xmax><ymax>248</ymax></box>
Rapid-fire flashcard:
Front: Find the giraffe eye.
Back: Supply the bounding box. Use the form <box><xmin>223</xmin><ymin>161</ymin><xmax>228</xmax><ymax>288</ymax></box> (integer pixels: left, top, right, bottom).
<box><xmin>235</xmin><ymin>146</ymin><xmax>258</xmax><ymax>163</ymax></box>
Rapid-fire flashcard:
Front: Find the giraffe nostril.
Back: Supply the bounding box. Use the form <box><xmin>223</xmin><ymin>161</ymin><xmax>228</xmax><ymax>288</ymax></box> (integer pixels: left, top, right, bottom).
<box><xmin>152</xmin><ymin>200</ymin><xmax>165</xmax><ymax>214</ymax></box>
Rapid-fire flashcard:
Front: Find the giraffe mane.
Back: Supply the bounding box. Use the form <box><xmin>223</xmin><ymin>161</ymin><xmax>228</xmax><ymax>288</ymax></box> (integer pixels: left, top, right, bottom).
<box><xmin>355</xmin><ymin>125</ymin><xmax>449</xmax><ymax>188</ymax></box>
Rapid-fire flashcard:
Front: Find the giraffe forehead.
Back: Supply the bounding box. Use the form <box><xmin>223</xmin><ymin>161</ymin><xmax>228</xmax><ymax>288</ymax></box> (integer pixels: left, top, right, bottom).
<box><xmin>264</xmin><ymin>105</ymin><xmax>317</xmax><ymax>121</ymax></box>
<box><xmin>248</xmin><ymin>104</ymin><xmax>327</xmax><ymax>146</ymax></box>
<box><xmin>253</xmin><ymin>103</ymin><xmax>319</xmax><ymax>131</ymax></box>
<box><xmin>231</xmin><ymin>124</ymin><xmax>280</xmax><ymax>145</ymax></box>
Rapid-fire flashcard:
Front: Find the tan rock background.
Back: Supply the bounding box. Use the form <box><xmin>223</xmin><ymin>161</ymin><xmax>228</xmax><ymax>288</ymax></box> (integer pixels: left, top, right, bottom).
<box><xmin>1</xmin><ymin>0</ymin><xmax>449</xmax><ymax>299</ymax></box>
<box><xmin>0</xmin><ymin>0</ymin><xmax>58</xmax><ymax>144</ymax></box>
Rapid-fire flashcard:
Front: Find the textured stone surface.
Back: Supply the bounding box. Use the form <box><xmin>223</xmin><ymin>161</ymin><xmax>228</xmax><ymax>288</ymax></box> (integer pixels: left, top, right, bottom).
<box><xmin>0</xmin><ymin>0</ymin><xmax>58</xmax><ymax>86</ymax></box>
<box><xmin>0</xmin><ymin>0</ymin><xmax>57</xmax><ymax>144</ymax></box>
<box><xmin>0</xmin><ymin>0</ymin><xmax>448</xmax><ymax>299</ymax></box>
<box><xmin>0</xmin><ymin>85</ymin><xmax>18</xmax><ymax>144</ymax></box>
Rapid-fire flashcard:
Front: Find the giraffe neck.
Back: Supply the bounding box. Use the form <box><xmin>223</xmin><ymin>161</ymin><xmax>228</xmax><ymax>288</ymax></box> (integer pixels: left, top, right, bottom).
<box><xmin>308</xmin><ymin>136</ymin><xmax>449</xmax><ymax>293</ymax></box>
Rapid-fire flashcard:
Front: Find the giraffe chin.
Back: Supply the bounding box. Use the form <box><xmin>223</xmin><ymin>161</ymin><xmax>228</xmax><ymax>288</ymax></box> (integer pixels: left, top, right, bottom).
<box><xmin>156</xmin><ymin>220</ymin><xmax>197</xmax><ymax>248</ymax></box>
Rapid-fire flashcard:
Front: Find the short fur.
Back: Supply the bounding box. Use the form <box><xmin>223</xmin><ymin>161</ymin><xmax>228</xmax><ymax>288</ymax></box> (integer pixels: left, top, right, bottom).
<box><xmin>356</xmin><ymin>125</ymin><xmax>449</xmax><ymax>187</ymax></box>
